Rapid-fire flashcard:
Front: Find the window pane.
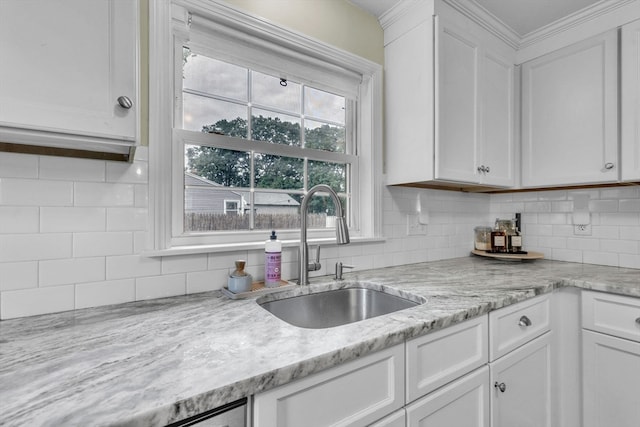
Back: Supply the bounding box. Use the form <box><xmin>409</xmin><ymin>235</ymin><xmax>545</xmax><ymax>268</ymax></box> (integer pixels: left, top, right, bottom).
<box><xmin>308</xmin><ymin>160</ymin><xmax>347</xmax><ymax>193</ymax></box>
<box><xmin>183</xmin><ymin>50</ymin><xmax>248</xmax><ymax>100</ymax></box>
<box><xmin>184</xmin><ymin>189</ymin><xmax>250</xmax><ymax>232</ymax></box>
<box><xmin>305</xmin><ymin>120</ymin><xmax>346</xmax><ymax>153</ymax></box>
<box><xmin>251</xmin><ymin>110</ymin><xmax>301</xmax><ymax>146</ymax></box>
<box><xmin>254</xmin><ymin>153</ymin><xmax>304</xmax><ymax>190</ymax></box>
<box><xmin>252</xmin><ymin>71</ymin><xmax>301</xmax><ymax>113</ymax></box>
<box><xmin>304</xmin><ymin>86</ymin><xmax>345</xmax><ymax>124</ymax></box>
<box><xmin>250</xmin><ymin>191</ymin><xmax>303</xmax><ymax>231</ymax></box>
<box><xmin>185</xmin><ymin>145</ymin><xmax>251</xmax><ymax>188</ymax></box>
<box><xmin>183</xmin><ymin>93</ymin><xmax>247</xmax><ymax>135</ymax></box>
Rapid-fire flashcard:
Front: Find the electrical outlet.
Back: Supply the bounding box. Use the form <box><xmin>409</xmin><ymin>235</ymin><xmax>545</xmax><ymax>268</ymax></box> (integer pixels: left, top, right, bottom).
<box><xmin>574</xmin><ymin>224</ymin><xmax>592</xmax><ymax>236</ymax></box>
<box><xmin>407</xmin><ymin>214</ymin><xmax>428</xmax><ymax>236</ymax></box>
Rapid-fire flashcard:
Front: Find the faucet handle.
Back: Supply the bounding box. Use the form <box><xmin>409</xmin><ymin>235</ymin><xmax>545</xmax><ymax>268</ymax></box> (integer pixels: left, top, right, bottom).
<box><xmin>335</xmin><ymin>262</ymin><xmax>355</xmax><ymax>280</ymax></box>
<box><xmin>307</xmin><ymin>245</ymin><xmax>322</xmax><ymax>272</ymax></box>
<box><xmin>314</xmin><ymin>245</ymin><xmax>321</xmax><ymax>264</ymax></box>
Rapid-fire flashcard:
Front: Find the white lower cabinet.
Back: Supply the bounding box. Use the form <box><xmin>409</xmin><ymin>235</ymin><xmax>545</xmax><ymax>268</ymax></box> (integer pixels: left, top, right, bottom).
<box><xmin>406</xmin><ymin>315</ymin><xmax>488</xmax><ymax>402</ymax></box>
<box><xmin>582</xmin><ymin>331</ymin><xmax>640</xmax><ymax>427</ymax></box>
<box><xmin>369</xmin><ymin>409</ymin><xmax>406</xmax><ymax>427</ymax></box>
<box><xmin>582</xmin><ymin>291</ymin><xmax>640</xmax><ymax>427</ymax></box>
<box><xmin>406</xmin><ymin>367</ymin><xmax>490</xmax><ymax>427</ymax></box>
<box><xmin>252</xmin><ymin>344</ymin><xmax>404</xmax><ymax>427</ymax></box>
<box><xmin>490</xmin><ymin>332</ymin><xmax>553</xmax><ymax>427</ymax></box>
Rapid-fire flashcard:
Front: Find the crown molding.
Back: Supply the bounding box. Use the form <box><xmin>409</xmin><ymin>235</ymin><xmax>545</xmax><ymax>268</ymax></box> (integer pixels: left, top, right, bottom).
<box><xmin>439</xmin><ymin>0</ymin><xmax>637</xmax><ymax>51</ymax></box>
<box><xmin>518</xmin><ymin>0</ymin><xmax>637</xmax><ymax>48</ymax></box>
<box><xmin>379</xmin><ymin>0</ymin><xmax>423</xmax><ymax>30</ymax></box>
<box><xmin>442</xmin><ymin>0</ymin><xmax>520</xmax><ymax>49</ymax></box>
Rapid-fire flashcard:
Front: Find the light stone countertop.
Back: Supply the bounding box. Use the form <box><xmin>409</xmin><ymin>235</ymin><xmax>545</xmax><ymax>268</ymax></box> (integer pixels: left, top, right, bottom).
<box><xmin>1</xmin><ymin>256</ymin><xmax>638</xmax><ymax>427</ymax></box>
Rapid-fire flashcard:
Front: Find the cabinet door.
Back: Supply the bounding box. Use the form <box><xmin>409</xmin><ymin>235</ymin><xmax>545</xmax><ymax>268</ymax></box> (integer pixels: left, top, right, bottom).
<box><xmin>406</xmin><ymin>367</ymin><xmax>490</xmax><ymax>427</ymax></box>
<box><xmin>369</xmin><ymin>409</ymin><xmax>405</xmax><ymax>427</ymax></box>
<box><xmin>253</xmin><ymin>344</ymin><xmax>404</xmax><ymax>427</ymax></box>
<box><xmin>406</xmin><ymin>315</ymin><xmax>488</xmax><ymax>403</ymax></box>
<box><xmin>0</xmin><ymin>0</ymin><xmax>137</xmax><ymax>142</ymax></box>
<box><xmin>621</xmin><ymin>19</ymin><xmax>640</xmax><ymax>181</ymax></box>
<box><xmin>583</xmin><ymin>330</ymin><xmax>640</xmax><ymax>427</ymax></box>
<box><xmin>480</xmin><ymin>50</ymin><xmax>515</xmax><ymax>187</ymax></box>
<box><xmin>490</xmin><ymin>332</ymin><xmax>552</xmax><ymax>427</ymax></box>
<box><xmin>384</xmin><ymin>16</ymin><xmax>435</xmax><ymax>186</ymax></box>
<box><xmin>435</xmin><ymin>16</ymin><xmax>480</xmax><ymax>184</ymax></box>
<box><xmin>521</xmin><ymin>30</ymin><xmax>618</xmax><ymax>187</ymax></box>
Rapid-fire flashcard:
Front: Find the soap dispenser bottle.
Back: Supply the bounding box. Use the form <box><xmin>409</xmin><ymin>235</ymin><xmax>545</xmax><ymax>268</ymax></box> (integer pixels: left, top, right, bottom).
<box><xmin>264</xmin><ymin>230</ymin><xmax>282</xmax><ymax>287</ymax></box>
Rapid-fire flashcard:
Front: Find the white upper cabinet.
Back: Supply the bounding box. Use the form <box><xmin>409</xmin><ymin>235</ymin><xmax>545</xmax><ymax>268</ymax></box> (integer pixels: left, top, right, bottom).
<box><xmin>0</xmin><ymin>0</ymin><xmax>138</xmax><ymax>160</ymax></box>
<box><xmin>521</xmin><ymin>30</ymin><xmax>618</xmax><ymax>187</ymax></box>
<box><xmin>384</xmin><ymin>1</ymin><xmax>516</xmax><ymax>188</ymax></box>
<box><xmin>435</xmin><ymin>17</ymin><xmax>515</xmax><ymax>187</ymax></box>
<box><xmin>621</xmin><ymin>19</ymin><xmax>640</xmax><ymax>181</ymax></box>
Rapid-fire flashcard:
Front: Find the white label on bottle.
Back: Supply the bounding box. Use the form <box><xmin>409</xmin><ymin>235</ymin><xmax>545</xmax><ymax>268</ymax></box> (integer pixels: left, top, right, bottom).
<box><xmin>511</xmin><ymin>235</ymin><xmax>522</xmax><ymax>247</ymax></box>
<box><xmin>493</xmin><ymin>235</ymin><xmax>506</xmax><ymax>246</ymax></box>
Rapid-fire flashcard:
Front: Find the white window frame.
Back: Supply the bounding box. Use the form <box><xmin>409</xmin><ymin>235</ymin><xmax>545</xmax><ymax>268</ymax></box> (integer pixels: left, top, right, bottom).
<box><xmin>148</xmin><ymin>0</ymin><xmax>382</xmax><ymax>254</ymax></box>
<box><xmin>223</xmin><ymin>200</ymin><xmax>240</xmax><ymax>215</ymax></box>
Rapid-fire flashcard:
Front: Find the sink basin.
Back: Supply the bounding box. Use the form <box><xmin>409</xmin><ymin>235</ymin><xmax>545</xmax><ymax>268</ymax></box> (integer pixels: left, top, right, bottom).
<box><xmin>258</xmin><ymin>287</ymin><xmax>423</xmax><ymax>329</ymax></box>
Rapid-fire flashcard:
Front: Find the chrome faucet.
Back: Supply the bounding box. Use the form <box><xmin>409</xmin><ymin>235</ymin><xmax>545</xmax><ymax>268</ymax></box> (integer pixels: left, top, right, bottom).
<box><xmin>299</xmin><ymin>184</ymin><xmax>350</xmax><ymax>285</ymax></box>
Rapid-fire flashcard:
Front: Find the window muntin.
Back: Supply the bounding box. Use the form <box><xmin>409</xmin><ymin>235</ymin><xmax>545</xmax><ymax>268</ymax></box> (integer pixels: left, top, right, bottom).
<box><xmin>179</xmin><ymin>49</ymin><xmax>354</xmax><ymax>236</ymax></box>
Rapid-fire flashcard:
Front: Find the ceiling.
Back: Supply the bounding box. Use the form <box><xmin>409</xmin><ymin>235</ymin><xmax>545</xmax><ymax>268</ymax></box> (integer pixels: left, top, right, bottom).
<box><xmin>350</xmin><ymin>0</ymin><xmax>602</xmax><ymax>37</ymax></box>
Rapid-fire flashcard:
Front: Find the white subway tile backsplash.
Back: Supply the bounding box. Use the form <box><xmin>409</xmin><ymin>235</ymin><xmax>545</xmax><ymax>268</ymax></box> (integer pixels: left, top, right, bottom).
<box><xmin>592</xmin><ymin>226</ymin><xmax>620</xmax><ymax>239</ymax></box>
<box><xmin>589</xmin><ymin>199</ymin><xmax>619</xmax><ymax>213</ymax></box>
<box><xmin>186</xmin><ymin>270</ymin><xmax>223</xmax><ymax>293</ymax></box>
<box><xmin>0</xmin><ymin>152</ymin><xmax>38</xmax><ymax>178</ymax></box>
<box><xmin>39</xmin><ymin>257</ymin><xmax>105</xmax><ymax>287</ymax></box>
<box><xmin>106</xmin><ymin>208</ymin><xmax>147</xmax><ymax>231</ymax></box>
<box><xmin>75</xmin><ymin>279</ymin><xmax>135</xmax><ymax>309</ymax></box>
<box><xmin>600</xmin><ymin>239</ymin><xmax>638</xmax><ymax>254</ymax></box>
<box><xmin>75</xmin><ymin>183</ymin><xmax>135</xmax><ymax>207</ymax></box>
<box><xmin>0</xmin><ymin>207</ymin><xmax>39</xmax><ymax>233</ymax></box>
<box><xmin>0</xmin><ymin>261</ymin><xmax>38</xmax><ymax>291</ymax></box>
<box><xmin>551</xmin><ymin>248</ymin><xmax>583</xmax><ymax>263</ymax></box>
<box><xmin>620</xmin><ymin>253</ymin><xmax>640</xmax><ymax>269</ymax></box>
<box><xmin>73</xmin><ymin>232</ymin><xmax>133</xmax><ymax>257</ymax></box>
<box><xmin>162</xmin><ymin>254</ymin><xmax>208</xmax><ymax>274</ymax></box>
<box><xmin>107</xmin><ymin>162</ymin><xmax>148</xmax><ymax>184</ymax></box>
<box><xmin>1</xmin><ymin>285</ymin><xmax>74</xmax><ymax>319</ymax></box>
<box><xmin>1</xmin><ymin>151</ymin><xmax>638</xmax><ymax>319</ymax></box>
<box><xmin>40</xmin><ymin>157</ymin><xmax>105</xmax><ymax>182</ymax></box>
<box><xmin>600</xmin><ymin>212</ymin><xmax>639</xmax><ymax>226</ymax></box>
<box><xmin>619</xmin><ymin>226</ymin><xmax>640</xmax><ymax>240</ymax></box>
<box><xmin>106</xmin><ymin>255</ymin><xmax>162</xmax><ymax>280</ymax></box>
<box><xmin>135</xmin><ymin>274</ymin><xmax>186</xmax><ymax>301</ymax></box>
<box><xmin>0</xmin><ymin>178</ymin><xmax>73</xmax><ymax>206</ymax></box>
<box><xmin>619</xmin><ymin>199</ymin><xmax>640</xmax><ymax>212</ymax></box>
<box><xmin>208</xmin><ymin>251</ymin><xmax>248</xmax><ymax>270</ymax></box>
<box><xmin>583</xmin><ymin>251</ymin><xmax>619</xmax><ymax>267</ymax></box>
<box><xmin>40</xmin><ymin>207</ymin><xmax>106</xmax><ymax>232</ymax></box>
<box><xmin>134</xmin><ymin>184</ymin><xmax>148</xmax><ymax>208</ymax></box>
<box><xmin>567</xmin><ymin>237</ymin><xmax>600</xmax><ymax>251</ymax></box>
<box><xmin>1</xmin><ymin>233</ymin><xmax>72</xmax><ymax>262</ymax></box>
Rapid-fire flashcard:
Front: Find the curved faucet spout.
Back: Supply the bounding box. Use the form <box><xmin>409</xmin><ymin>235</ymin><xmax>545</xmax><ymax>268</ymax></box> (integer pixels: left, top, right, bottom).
<box><xmin>299</xmin><ymin>184</ymin><xmax>350</xmax><ymax>285</ymax></box>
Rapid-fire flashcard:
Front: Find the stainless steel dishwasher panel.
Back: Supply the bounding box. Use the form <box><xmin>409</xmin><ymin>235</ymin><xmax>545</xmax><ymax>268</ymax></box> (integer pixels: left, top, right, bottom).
<box><xmin>166</xmin><ymin>398</ymin><xmax>247</xmax><ymax>427</ymax></box>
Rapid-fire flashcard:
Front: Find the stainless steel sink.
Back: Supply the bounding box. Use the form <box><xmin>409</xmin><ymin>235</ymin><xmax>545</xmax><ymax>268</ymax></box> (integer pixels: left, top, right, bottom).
<box><xmin>258</xmin><ymin>287</ymin><xmax>423</xmax><ymax>329</ymax></box>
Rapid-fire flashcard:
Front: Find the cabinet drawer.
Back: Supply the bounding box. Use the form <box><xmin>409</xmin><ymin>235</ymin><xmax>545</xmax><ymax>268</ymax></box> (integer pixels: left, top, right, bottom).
<box><xmin>489</xmin><ymin>295</ymin><xmax>550</xmax><ymax>361</ymax></box>
<box><xmin>253</xmin><ymin>344</ymin><xmax>404</xmax><ymax>427</ymax></box>
<box><xmin>582</xmin><ymin>291</ymin><xmax>640</xmax><ymax>342</ymax></box>
<box><xmin>406</xmin><ymin>316</ymin><xmax>488</xmax><ymax>402</ymax></box>
<box><xmin>406</xmin><ymin>366</ymin><xmax>490</xmax><ymax>427</ymax></box>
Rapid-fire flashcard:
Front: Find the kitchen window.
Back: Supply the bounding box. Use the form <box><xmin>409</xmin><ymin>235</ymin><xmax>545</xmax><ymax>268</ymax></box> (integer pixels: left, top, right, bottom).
<box><xmin>148</xmin><ymin>1</ymin><xmax>382</xmax><ymax>252</ymax></box>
